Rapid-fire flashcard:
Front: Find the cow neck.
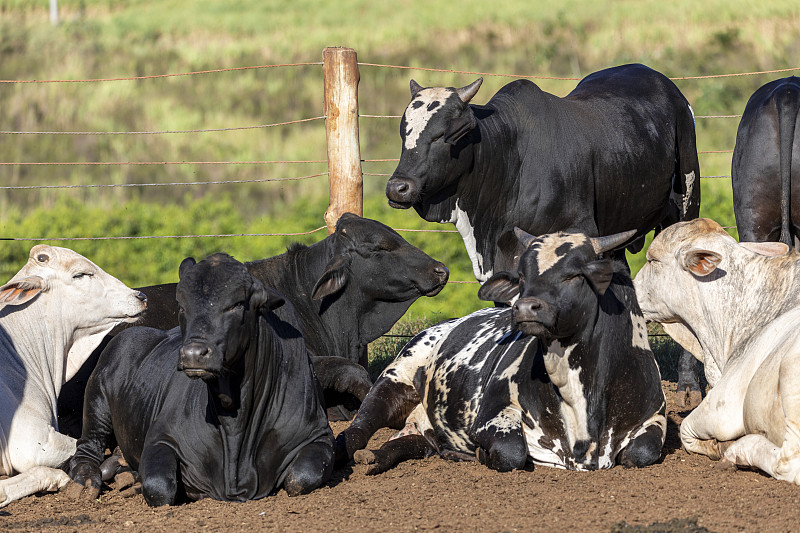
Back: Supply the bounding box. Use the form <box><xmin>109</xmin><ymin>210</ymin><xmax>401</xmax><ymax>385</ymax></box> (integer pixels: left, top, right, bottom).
<box><xmin>680</xmin><ymin>250</ymin><xmax>800</xmax><ymax>374</ymax></box>
<box><xmin>203</xmin><ymin>312</ymin><xmax>267</xmax><ymax>495</ymax></box>
<box><xmin>448</xmin><ymin>110</ymin><xmax>525</xmax><ymax>282</ymax></box>
<box><xmin>0</xmin><ymin>294</ymin><xmax>83</xmax><ymax>419</ymax></box>
<box><xmin>246</xmin><ymin>240</ymin><xmax>361</xmax><ymax>362</ymax></box>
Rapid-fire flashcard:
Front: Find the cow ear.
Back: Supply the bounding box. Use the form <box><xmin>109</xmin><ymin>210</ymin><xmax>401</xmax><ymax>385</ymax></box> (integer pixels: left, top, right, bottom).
<box><xmin>410</xmin><ymin>79</ymin><xmax>424</xmax><ymax>97</ymax></box>
<box><xmin>256</xmin><ymin>286</ymin><xmax>285</xmax><ymax>313</ymax></box>
<box><xmin>681</xmin><ymin>249</ymin><xmax>721</xmax><ymax>277</ymax></box>
<box><xmin>311</xmin><ymin>255</ymin><xmax>351</xmax><ymax>301</ymax></box>
<box><xmin>478</xmin><ymin>271</ymin><xmax>520</xmax><ymax>304</ymax></box>
<box><xmin>0</xmin><ymin>276</ymin><xmax>45</xmax><ymax>306</ymax></box>
<box><xmin>178</xmin><ymin>257</ymin><xmax>196</xmax><ymax>280</ymax></box>
<box><xmin>444</xmin><ymin>109</ymin><xmax>476</xmax><ymax>145</ymax></box>
<box><xmin>582</xmin><ymin>260</ymin><xmax>614</xmax><ymax>296</ymax></box>
<box><xmin>739</xmin><ymin>241</ymin><xmax>789</xmax><ymax>257</ymax></box>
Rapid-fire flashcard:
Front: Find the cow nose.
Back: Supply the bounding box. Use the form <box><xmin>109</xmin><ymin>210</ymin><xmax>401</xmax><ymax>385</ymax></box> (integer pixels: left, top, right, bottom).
<box><xmin>180</xmin><ymin>342</ymin><xmax>210</xmax><ymax>366</ymax></box>
<box><xmin>134</xmin><ymin>291</ymin><xmax>147</xmax><ymax>303</ymax></box>
<box><xmin>386</xmin><ymin>177</ymin><xmax>417</xmax><ymax>205</ymax></box>
<box><xmin>513</xmin><ymin>298</ymin><xmax>542</xmax><ymax>319</ymax></box>
<box><xmin>434</xmin><ymin>263</ymin><xmax>449</xmax><ymax>282</ymax></box>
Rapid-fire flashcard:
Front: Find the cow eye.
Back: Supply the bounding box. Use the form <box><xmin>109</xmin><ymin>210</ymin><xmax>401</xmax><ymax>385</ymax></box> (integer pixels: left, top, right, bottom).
<box><xmin>73</xmin><ymin>272</ymin><xmax>93</xmax><ymax>279</ymax></box>
<box><xmin>227</xmin><ymin>302</ymin><xmax>245</xmax><ymax>312</ymax></box>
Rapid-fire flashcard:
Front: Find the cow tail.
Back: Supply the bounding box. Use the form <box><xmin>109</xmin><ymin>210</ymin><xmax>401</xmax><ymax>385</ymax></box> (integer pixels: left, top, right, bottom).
<box><xmin>675</xmin><ymin>100</ymin><xmax>701</xmax><ymax>221</ymax></box>
<box><xmin>776</xmin><ymin>84</ymin><xmax>800</xmax><ymax>248</ymax></box>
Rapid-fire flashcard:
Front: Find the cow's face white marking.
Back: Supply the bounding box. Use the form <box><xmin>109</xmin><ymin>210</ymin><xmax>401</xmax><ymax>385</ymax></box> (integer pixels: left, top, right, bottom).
<box><xmin>528</xmin><ymin>234</ymin><xmax>588</xmax><ymax>276</ymax></box>
<box><xmin>403</xmin><ymin>88</ymin><xmax>453</xmax><ymax>150</ymax></box>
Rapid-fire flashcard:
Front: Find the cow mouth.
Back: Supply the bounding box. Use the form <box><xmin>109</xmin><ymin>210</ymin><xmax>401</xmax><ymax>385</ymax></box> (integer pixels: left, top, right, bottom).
<box><xmin>181</xmin><ymin>368</ymin><xmax>218</xmax><ymax>380</ymax></box>
<box><xmin>423</xmin><ymin>283</ymin><xmax>446</xmax><ymax>297</ymax></box>
<box><xmin>388</xmin><ymin>198</ymin><xmax>414</xmax><ymax>209</ymax></box>
<box><xmin>514</xmin><ymin>320</ymin><xmax>552</xmax><ymax>338</ymax></box>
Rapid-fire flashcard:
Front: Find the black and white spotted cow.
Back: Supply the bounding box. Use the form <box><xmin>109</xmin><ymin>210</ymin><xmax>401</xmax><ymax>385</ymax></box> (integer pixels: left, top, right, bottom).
<box><xmin>335</xmin><ymin>229</ymin><xmax>666</xmax><ymax>474</ymax></box>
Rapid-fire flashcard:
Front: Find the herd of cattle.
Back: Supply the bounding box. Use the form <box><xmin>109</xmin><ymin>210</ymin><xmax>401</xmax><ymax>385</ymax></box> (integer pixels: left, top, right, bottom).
<box><xmin>0</xmin><ymin>64</ymin><xmax>798</xmax><ymax>507</ymax></box>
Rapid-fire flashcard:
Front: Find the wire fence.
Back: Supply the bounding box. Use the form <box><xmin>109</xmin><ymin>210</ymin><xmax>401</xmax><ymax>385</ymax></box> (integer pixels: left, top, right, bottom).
<box><xmin>2</xmin><ymin>56</ymin><xmax>799</xmax><ymax>280</ymax></box>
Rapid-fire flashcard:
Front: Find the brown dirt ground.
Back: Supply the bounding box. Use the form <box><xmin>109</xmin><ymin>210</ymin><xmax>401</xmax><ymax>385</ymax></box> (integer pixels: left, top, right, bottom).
<box><xmin>3</xmin><ymin>381</ymin><xmax>799</xmax><ymax>533</ymax></box>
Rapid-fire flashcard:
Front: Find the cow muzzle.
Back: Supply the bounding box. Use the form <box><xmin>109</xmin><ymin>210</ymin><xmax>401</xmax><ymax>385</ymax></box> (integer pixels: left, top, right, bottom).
<box><xmin>178</xmin><ymin>341</ymin><xmax>220</xmax><ymax>380</ymax></box>
<box><xmin>423</xmin><ymin>263</ymin><xmax>449</xmax><ymax>296</ymax></box>
<box><xmin>386</xmin><ymin>176</ymin><xmax>419</xmax><ymax>208</ymax></box>
<box><xmin>512</xmin><ymin>297</ymin><xmax>556</xmax><ymax>337</ymax></box>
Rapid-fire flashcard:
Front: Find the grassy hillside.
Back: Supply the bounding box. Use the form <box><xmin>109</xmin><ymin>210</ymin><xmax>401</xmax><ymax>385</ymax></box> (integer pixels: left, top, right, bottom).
<box><xmin>0</xmin><ymin>0</ymin><xmax>799</xmax><ymax>322</ymax></box>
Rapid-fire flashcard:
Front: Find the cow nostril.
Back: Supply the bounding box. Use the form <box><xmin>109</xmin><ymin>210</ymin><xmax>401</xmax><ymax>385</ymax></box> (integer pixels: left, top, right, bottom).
<box><xmin>396</xmin><ymin>182</ymin><xmax>409</xmax><ymax>194</ymax></box>
<box><xmin>434</xmin><ymin>264</ymin><xmax>449</xmax><ymax>280</ymax></box>
<box><xmin>135</xmin><ymin>291</ymin><xmax>147</xmax><ymax>303</ymax></box>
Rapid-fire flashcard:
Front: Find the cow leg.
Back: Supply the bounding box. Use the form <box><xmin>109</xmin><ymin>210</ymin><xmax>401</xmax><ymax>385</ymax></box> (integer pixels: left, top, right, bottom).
<box><xmin>0</xmin><ymin>423</ymin><xmax>76</xmax><ymax>507</ymax></box>
<box><xmin>282</xmin><ymin>440</ymin><xmax>334</xmax><ymax>496</ymax></box>
<box><xmin>617</xmin><ymin>420</ymin><xmax>666</xmax><ymax>468</ymax></box>
<box><xmin>139</xmin><ymin>443</ymin><xmax>180</xmax><ymax>507</ymax></box>
<box><xmin>310</xmin><ymin>355</ymin><xmax>373</xmax><ymax>422</ymax></box>
<box><xmin>334</xmin><ymin>377</ymin><xmax>420</xmax><ymax>466</ymax></box>
<box><xmin>679</xmin><ymin>383</ymin><xmax>744</xmax><ymax>459</ymax></box>
<box><xmin>676</xmin><ymin>349</ymin><xmax>703</xmax><ymax>409</ymax></box>
<box><xmin>473</xmin><ymin>406</ymin><xmax>528</xmax><ymax>472</ymax></box>
<box><xmin>354</xmin><ymin>434</ymin><xmax>437</xmax><ymax>475</ymax></box>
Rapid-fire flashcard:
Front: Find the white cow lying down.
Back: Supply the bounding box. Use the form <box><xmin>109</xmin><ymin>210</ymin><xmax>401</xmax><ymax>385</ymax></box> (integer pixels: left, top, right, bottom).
<box><xmin>0</xmin><ymin>245</ymin><xmax>146</xmax><ymax>507</ymax></box>
<box><xmin>633</xmin><ymin>218</ymin><xmax>800</xmax><ymax>483</ymax></box>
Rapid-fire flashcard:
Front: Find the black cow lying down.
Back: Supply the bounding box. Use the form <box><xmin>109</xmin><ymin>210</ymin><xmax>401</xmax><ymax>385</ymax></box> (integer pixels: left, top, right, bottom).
<box><xmin>68</xmin><ymin>254</ymin><xmax>333</xmax><ymax>506</ymax></box>
<box><xmin>336</xmin><ymin>229</ymin><xmax>666</xmax><ymax>474</ymax></box>
<box><xmin>57</xmin><ymin>213</ymin><xmax>449</xmax><ymax>433</ymax></box>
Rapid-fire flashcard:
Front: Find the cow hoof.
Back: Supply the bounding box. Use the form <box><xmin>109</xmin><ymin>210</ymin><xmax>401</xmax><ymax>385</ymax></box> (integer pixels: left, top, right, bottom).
<box><xmin>64</xmin><ymin>480</ymin><xmax>100</xmax><ymax>501</ymax></box>
<box><xmin>120</xmin><ymin>482</ymin><xmax>142</xmax><ymax>498</ymax></box>
<box><xmin>114</xmin><ymin>470</ymin><xmax>138</xmax><ymax>491</ymax></box>
<box><xmin>353</xmin><ymin>449</ymin><xmax>376</xmax><ymax>465</ymax></box>
<box><xmin>714</xmin><ymin>458</ymin><xmax>737</xmax><ymax>473</ymax></box>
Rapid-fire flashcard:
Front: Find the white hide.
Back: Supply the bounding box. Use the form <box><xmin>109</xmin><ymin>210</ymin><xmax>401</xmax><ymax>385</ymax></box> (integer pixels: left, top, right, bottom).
<box><xmin>634</xmin><ymin>218</ymin><xmax>800</xmax><ymax>483</ymax></box>
<box><xmin>403</xmin><ymin>88</ymin><xmax>453</xmax><ymax>151</ymax></box>
<box><xmin>0</xmin><ymin>245</ymin><xmax>145</xmax><ymax>506</ymax></box>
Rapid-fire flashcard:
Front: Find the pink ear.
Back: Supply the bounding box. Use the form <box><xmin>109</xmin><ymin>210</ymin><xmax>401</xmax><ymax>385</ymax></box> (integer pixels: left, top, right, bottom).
<box><xmin>0</xmin><ymin>276</ymin><xmax>45</xmax><ymax>306</ymax></box>
<box><xmin>681</xmin><ymin>249</ymin><xmax>722</xmax><ymax>276</ymax></box>
<box><xmin>738</xmin><ymin>241</ymin><xmax>789</xmax><ymax>257</ymax></box>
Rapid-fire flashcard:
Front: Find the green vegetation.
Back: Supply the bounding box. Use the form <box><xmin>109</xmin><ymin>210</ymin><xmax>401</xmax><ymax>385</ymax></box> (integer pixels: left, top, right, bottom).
<box><xmin>0</xmin><ymin>0</ymin><xmax>798</xmax><ymax>330</ymax></box>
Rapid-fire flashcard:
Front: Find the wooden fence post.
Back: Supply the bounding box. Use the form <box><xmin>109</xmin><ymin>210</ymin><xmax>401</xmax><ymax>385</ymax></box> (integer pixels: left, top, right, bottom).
<box><xmin>323</xmin><ymin>47</ymin><xmax>363</xmax><ymax>234</ymax></box>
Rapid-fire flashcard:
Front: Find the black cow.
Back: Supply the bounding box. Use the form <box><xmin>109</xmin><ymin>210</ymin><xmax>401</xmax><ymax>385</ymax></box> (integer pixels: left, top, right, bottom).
<box><xmin>68</xmin><ymin>254</ymin><xmax>333</xmax><ymax>506</ymax></box>
<box><xmin>335</xmin><ymin>229</ymin><xmax>666</xmax><ymax>474</ymax></box>
<box><xmin>732</xmin><ymin>76</ymin><xmax>800</xmax><ymax>247</ymax></box>
<box><xmin>385</xmin><ymin>62</ymin><xmax>703</xmax><ymax>407</ymax></box>
<box><xmin>57</xmin><ymin>213</ymin><xmax>449</xmax><ymax>432</ymax></box>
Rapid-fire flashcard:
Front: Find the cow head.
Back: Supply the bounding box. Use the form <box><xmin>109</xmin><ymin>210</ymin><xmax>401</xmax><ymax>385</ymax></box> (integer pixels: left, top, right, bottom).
<box><xmin>386</xmin><ymin>78</ymin><xmax>482</xmax><ymax>209</ymax></box>
<box><xmin>633</xmin><ymin>218</ymin><xmax>789</xmax><ymax>326</ymax></box>
<box><xmin>479</xmin><ymin>228</ymin><xmax>635</xmax><ymax>341</ymax></box>
<box><xmin>176</xmin><ymin>253</ymin><xmax>285</xmax><ymax>381</ymax></box>
<box><xmin>0</xmin><ymin>245</ymin><xmax>147</xmax><ymax>381</ymax></box>
<box><xmin>311</xmin><ymin>213</ymin><xmax>449</xmax><ymax>304</ymax></box>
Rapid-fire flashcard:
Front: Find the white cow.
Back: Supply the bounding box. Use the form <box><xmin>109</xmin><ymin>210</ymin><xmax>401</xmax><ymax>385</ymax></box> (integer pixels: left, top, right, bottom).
<box><xmin>0</xmin><ymin>245</ymin><xmax>146</xmax><ymax>506</ymax></box>
<box><xmin>633</xmin><ymin>218</ymin><xmax>800</xmax><ymax>483</ymax></box>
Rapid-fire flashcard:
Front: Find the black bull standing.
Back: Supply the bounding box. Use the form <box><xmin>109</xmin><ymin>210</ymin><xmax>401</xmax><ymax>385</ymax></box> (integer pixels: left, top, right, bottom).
<box><xmin>385</xmin><ymin>62</ymin><xmax>703</xmax><ymax>402</ymax></box>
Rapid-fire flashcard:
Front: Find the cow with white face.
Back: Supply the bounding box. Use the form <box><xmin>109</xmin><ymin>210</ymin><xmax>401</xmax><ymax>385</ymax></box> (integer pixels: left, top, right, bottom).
<box><xmin>0</xmin><ymin>245</ymin><xmax>146</xmax><ymax>507</ymax></box>
<box><xmin>335</xmin><ymin>229</ymin><xmax>665</xmax><ymax>474</ymax></box>
<box><xmin>633</xmin><ymin>218</ymin><xmax>800</xmax><ymax>483</ymax></box>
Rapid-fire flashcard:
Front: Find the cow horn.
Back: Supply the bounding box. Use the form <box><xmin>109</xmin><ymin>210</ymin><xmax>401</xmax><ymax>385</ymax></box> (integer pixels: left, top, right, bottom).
<box><xmin>514</xmin><ymin>227</ymin><xmax>537</xmax><ymax>249</ymax></box>
<box><xmin>456</xmin><ymin>78</ymin><xmax>483</xmax><ymax>103</ymax></box>
<box><xmin>410</xmin><ymin>79</ymin><xmax>424</xmax><ymax>97</ymax></box>
<box><xmin>589</xmin><ymin>230</ymin><xmax>637</xmax><ymax>255</ymax></box>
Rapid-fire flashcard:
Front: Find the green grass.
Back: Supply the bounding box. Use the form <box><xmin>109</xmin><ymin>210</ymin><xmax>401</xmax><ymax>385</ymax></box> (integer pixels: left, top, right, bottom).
<box><xmin>0</xmin><ymin>0</ymin><xmax>798</xmax><ymax>322</ymax></box>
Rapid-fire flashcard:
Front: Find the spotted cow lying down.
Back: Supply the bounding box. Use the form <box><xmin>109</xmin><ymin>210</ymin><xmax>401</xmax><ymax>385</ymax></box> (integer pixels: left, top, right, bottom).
<box><xmin>335</xmin><ymin>229</ymin><xmax>666</xmax><ymax>474</ymax></box>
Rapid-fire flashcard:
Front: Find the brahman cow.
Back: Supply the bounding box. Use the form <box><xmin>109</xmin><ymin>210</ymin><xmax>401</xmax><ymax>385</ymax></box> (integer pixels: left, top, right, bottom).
<box><xmin>68</xmin><ymin>254</ymin><xmax>333</xmax><ymax>506</ymax></box>
<box><xmin>336</xmin><ymin>229</ymin><xmax>665</xmax><ymax>474</ymax></box>
<box><xmin>0</xmin><ymin>245</ymin><xmax>146</xmax><ymax>507</ymax></box>
<box><xmin>732</xmin><ymin>76</ymin><xmax>800</xmax><ymax>248</ymax></box>
<box><xmin>633</xmin><ymin>218</ymin><xmax>800</xmax><ymax>483</ymax></box>
<box><xmin>58</xmin><ymin>213</ymin><xmax>449</xmax><ymax>432</ymax></box>
<box><xmin>386</xmin><ymin>62</ymin><xmax>703</xmax><ymax>405</ymax></box>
